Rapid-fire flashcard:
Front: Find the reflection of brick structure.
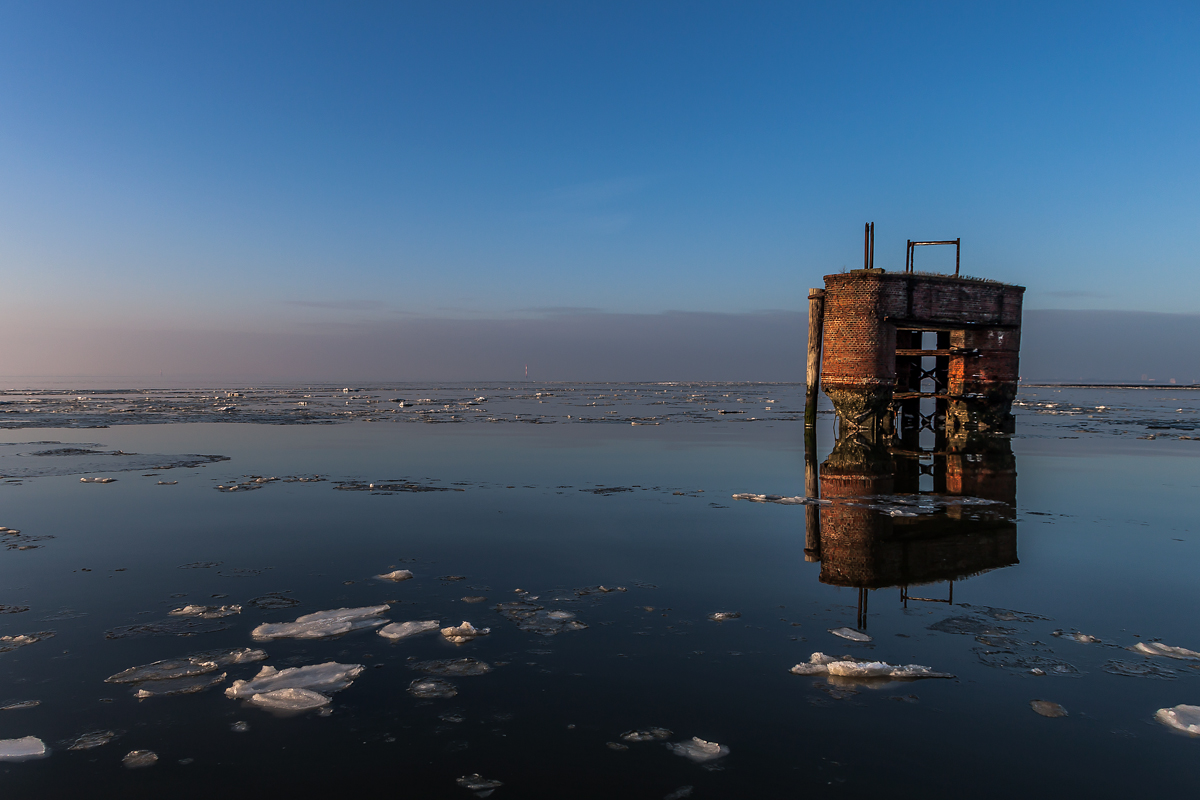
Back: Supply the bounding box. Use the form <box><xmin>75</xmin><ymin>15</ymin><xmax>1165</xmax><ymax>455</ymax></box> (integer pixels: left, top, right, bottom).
<box><xmin>815</xmin><ymin>433</ymin><xmax>1017</xmax><ymax>590</ymax></box>
<box><xmin>820</xmin><ymin>270</ymin><xmax>1024</xmax><ymax>432</ymax></box>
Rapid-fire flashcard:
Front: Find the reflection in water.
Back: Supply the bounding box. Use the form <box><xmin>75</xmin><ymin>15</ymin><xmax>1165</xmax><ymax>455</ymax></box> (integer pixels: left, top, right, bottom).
<box><xmin>805</xmin><ymin>416</ymin><xmax>1018</xmax><ymax>628</ymax></box>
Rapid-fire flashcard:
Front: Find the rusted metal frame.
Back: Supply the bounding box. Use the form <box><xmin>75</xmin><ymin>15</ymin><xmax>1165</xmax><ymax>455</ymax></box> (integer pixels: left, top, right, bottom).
<box><xmin>905</xmin><ymin>239</ymin><xmax>961</xmax><ymax>275</ymax></box>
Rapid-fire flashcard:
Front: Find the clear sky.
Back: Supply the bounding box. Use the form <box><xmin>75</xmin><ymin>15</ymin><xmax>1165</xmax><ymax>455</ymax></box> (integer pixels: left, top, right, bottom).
<box><xmin>1</xmin><ymin>1</ymin><xmax>1197</xmax><ymax>380</ymax></box>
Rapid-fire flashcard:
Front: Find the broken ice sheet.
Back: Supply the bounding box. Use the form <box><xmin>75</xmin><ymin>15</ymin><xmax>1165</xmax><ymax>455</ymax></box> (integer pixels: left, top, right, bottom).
<box><xmin>246</xmin><ymin>687</ymin><xmax>331</xmax><ymax>713</ymax></box>
<box><xmin>1103</xmin><ymin>660</ymin><xmax>1177</xmax><ymax>680</ymax></box>
<box><xmin>105</xmin><ymin>618</ymin><xmax>230</xmax><ymax>639</ymax></box>
<box><xmin>123</xmin><ymin>749</ymin><xmax>158</xmax><ymax>768</ymax></box>
<box><xmin>379</xmin><ymin>620</ymin><xmax>440</xmax><ymax>641</ymax></box>
<box><xmin>375</xmin><ymin>569</ymin><xmax>414</xmax><ymax>582</ymax></box>
<box><xmin>829</xmin><ymin>627</ymin><xmax>872</xmax><ymax>642</ymax></box>
<box><xmin>0</xmin><ymin>631</ymin><xmax>54</xmax><ymax>653</ymax></box>
<box><xmin>225</xmin><ymin>662</ymin><xmax>365</xmax><ymax>698</ymax></box>
<box><xmin>249</xmin><ymin>592</ymin><xmax>300</xmax><ymax>609</ymax></box>
<box><xmin>494</xmin><ymin>602</ymin><xmax>587</xmax><ymax>636</ymax></box>
<box><xmin>1155</xmin><ymin>704</ymin><xmax>1200</xmax><ymax>736</ymax></box>
<box><xmin>134</xmin><ymin>672</ymin><xmax>228</xmax><ymax>698</ymax></box>
<box><xmin>707</xmin><ymin>611</ymin><xmax>741</xmax><ymax>622</ymax></box>
<box><xmin>1</xmin><ymin>701</ymin><xmax>40</xmax><ymax>711</ymax></box>
<box><xmin>1030</xmin><ymin>700</ymin><xmax>1068</xmax><ymax>718</ymax></box>
<box><xmin>457</xmin><ymin>773</ymin><xmax>503</xmax><ymax>791</ymax></box>
<box><xmin>0</xmin><ymin>736</ymin><xmax>47</xmax><ymax>761</ymax></box>
<box><xmin>67</xmin><ymin>730</ymin><xmax>120</xmax><ymax>750</ymax></box>
<box><xmin>621</xmin><ymin>727</ymin><xmax>672</xmax><ymax>742</ymax></box>
<box><xmin>789</xmin><ymin>652</ymin><xmax>953</xmax><ymax>680</ymax></box>
<box><xmin>441</xmin><ymin>621</ymin><xmax>491</xmax><ymax>644</ymax></box>
<box><xmin>1130</xmin><ymin>642</ymin><xmax>1200</xmax><ymax>660</ymax></box>
<box><xmin>106</xmin><ymin>648</ymin><xmax>266</xmax><ymax>683</ymax></box>
<box><xmin>251</xmin><ymin>605</ymin><xmax>390</xmax><ymax>640</ymax></box>
<box><xmin>667</xmin><ymin>737</ymin><xmax>729</xmax><ymax>763</ymax></box>
<box><xmin>409</xmin><ymin>678</ymin><xmax>458</xmax><ymax>699</ymax></box>
<box><xmin>413</xmin><ymin>658</ymin><xmax>492</xmax><ymax>676</ymax></box>
<box><xmin>1052</xmin><ymin>630</ymin><xmax>1101</xmax><ymax>643</ymax></box>
<box><xmin>168</xmin><ymin>604</ymin><xmax>242</xmax><ymax>619</ymax></box>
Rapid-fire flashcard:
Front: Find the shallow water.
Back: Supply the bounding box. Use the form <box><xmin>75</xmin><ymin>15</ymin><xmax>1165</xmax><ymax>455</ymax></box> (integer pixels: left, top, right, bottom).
<box><xmin>0</xmin><ymin>383</ymin><xmax>1197</xmax><ymax>797</ymax></box>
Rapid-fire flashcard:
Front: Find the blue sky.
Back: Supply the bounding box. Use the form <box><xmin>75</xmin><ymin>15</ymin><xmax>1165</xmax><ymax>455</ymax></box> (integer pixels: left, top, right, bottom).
<box><xmin>1</xmin><ymin>1</ymin><xmax>1197</xmax><ymax>377</ymax></box>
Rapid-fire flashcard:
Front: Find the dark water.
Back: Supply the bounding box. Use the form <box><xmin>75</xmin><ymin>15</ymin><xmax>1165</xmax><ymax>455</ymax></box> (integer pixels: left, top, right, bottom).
<box><xmin>0</xmin><ymin>383</ymin><xmax>1197</xmax><ymax>798</ymax></box>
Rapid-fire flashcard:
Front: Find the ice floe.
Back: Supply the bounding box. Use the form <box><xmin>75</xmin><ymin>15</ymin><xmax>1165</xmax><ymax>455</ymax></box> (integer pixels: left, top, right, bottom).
<box><xmin>789</xmin><ymin>652</ymin><xmax>953</xmax><ymax>680</ymax></box>
<box><xmin>829</xmin><ymin>627</ymin><xmax>872</xmax><ymax>642</ymax></box>
<box><xmin>0</xmin><ymin>631</ymin><xmax>55</xmax><ymax>653</ymax></box>
<box><xmin>0</xmin><ymin>736</ymin><xmax>47</xmax><ymax>761</ymax></box>
<box><xmin>379</xmin><ymin>620</ymin><xmax>440</xmax><ymax>640</ymax></box>
<box><xmin>707</xmin><ymin>611</ymin><xmax>740</xmax><ymax>622</ymax></box>
<box><xmin>409</xmin><ymin>678</ymin><xmax>457</xmax><ymax>699</ymax></box>
<box><xmin>412</xmin><ymin>658</ymin><xmax>491</xmax><ymax>676</ymax></box>
<box><xmin>495</xmin><ymin>601</ymin><xmax>588</xmax><ymax>636</ymax></box>
<box><xmin>106</xmin><ymin>648</ymin><xmax>266</xmax><ymax>683</ymax></box>
<box><xmin>457</xmin><ymin>773</ymin><xmax>503</xmax><ymax>791</ymax></box>
<box><xmin>1103</xmin><ymin>660</ymin><xmax>1177</xmax><ymax>679</ymax></box>
<box><xmin>1</xmin><ymin>700</ymin><xmax>39</xmax><ymax>711</ymax></box>
<box><xmin>67</xmin><ymin>731</ymin><xmax>119</xmax><ymax>750</ymax></box>
<box><xmin>250</xmin><ymin>605</ymin><xmax>390</xmax><ymax>640</ymax></box>
<box><xmin>1030</xmin><ymin>700</ymin><xmax>1068</xmax><ymax>717</ymax></box>
<box><xmin>123</xmin><ymin>749</ymin><xmax>158</xmax><ymax>768</ymax></box>
<box><xmin>442</xmin><ymin>621</ymin><xmax>490</xmax><ymax>643</ymax></box>
<box><xmin>1155</xmin><ymin>704</ymin><xmax>1200</xmax><ymax>735</ymax></box>
<box><xmin>134</xmin><ymin>672</ymin><xmax>228</xmax><ymax>698</ymax></box>
<box><xmin>375</xmin><ymin>569</ymin><xmax>414</xmax><ymax>582</ymax></box>
<box><xmin>246</xmin><ymin>687</ymin><xmax>331</xmax><ymax>712</ymax></box>
<box><xmin>1131</xmin><ymin>642</ymin><xmax>1200</xmax><ymax>660</ymax></box>
<box><xmin>621</xmin><ymin>727</ymin><xmax>673</xmax><ymax>742</ymax></box>
<box><xmin>1053</xmin><ymin>630</ymin><xmax>1100</xmax><ymax>643</ymax></box>
<box><xmin>225</xmin><ymin>662</ymin><xmax>364</xmax><ymax>699</ymax></box>
<box><xmin>80</xmin><ymin>477</ymin><xmax>116</xmax><ymax>483</ymax></box>
<box><xmin>168</xmin><ymin>604</ymin><xmax>242</xmax><ymax>618</ymax></box>
<box><xmin>667</xmin><ymin>737</ymin><xmax>729</xmax><ymax>763</ymax></box>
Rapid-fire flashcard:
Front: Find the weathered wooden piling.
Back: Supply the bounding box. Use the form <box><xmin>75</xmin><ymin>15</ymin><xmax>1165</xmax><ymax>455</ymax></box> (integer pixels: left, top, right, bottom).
<box><xmin>805</xmin><ymin>288</ymin><xmax>826</xmax><ymax>428</ymax></box>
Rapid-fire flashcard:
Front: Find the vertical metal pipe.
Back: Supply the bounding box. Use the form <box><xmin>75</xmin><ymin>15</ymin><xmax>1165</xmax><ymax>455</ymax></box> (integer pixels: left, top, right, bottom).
<box><xmin>869</xmin><ymin>222</ymin><xmax>875</xmax><ymax>269</ymax></box>
<box><xmin>805</xmin><ymin>288</ymin><xmax>826</xmax><ymax>428</ymax></box>
<box><xmin>864</xmin><ymin>223</ymin><xmax>870</xmax><ymax>270</ymax></box>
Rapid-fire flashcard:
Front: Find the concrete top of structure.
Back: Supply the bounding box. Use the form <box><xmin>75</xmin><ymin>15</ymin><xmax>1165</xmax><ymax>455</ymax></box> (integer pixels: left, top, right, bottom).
<box><xmin>825</xmin><ymin>268</ymin><xmax>1025</xmax><ymax>291</ymax></box>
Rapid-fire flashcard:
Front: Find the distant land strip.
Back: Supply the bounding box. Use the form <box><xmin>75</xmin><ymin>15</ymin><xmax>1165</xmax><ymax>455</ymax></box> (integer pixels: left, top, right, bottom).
<box><xmin>1021</xmin><ymin>384</ymin><xmax>1200</xmax><ymax>390</ymax></box>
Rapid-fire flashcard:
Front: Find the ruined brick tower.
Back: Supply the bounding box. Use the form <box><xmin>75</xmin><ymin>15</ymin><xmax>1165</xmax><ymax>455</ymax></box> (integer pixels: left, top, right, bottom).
<box><xmin>819</xmin><ymin>267</ymin><xmax>1025</xmax><ymax>436</ymax></box>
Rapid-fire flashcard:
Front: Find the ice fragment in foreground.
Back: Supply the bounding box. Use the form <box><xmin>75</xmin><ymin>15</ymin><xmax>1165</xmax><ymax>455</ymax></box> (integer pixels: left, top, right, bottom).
<box><xmin>1131</xmin><ymin>642</ymin><xmax>1200</xmax><ymax>660</ymax></box>
<box><xmin>789</xmin><ymin>652</ymin><xmax>953</xmax><ymax>679</ymax></box>
<box><xmin>457</xmin><ymin>773</ymin><xmax>503</xmax><ymax>791</ymax></box>
<box><xmin>106</xmin><ymin>648</ymin><xmax>265</xmax><ymax>683</ymax></box>
<box><xmin>67</xmin><ymin>730</ymin><xmax>118</xmax><ymax>750</ymax></box>
<box><xmin>246</xmin><ymin>687</ymin><xmax>331</xmax><ymax>712</ymax></box>
<box><xmin>168</xmin><ymin>604</ymin><xmax>242</xmax><ymax>619</ymax></box>
<box><xmin>412</xmin><ymin>658</ymin><xmax>492</xmax><ymax>676</ymax></box>
<box><xmin>1155</xmin><ymin>704</ymin><xmax>1200</xmax><ymax>735</ymax></box>
<box><xmin>375</xmin><ymin>569</ymin><xmax>414</xmax><ymax>582</ymax></box>
<box><xmin>1030</xmin><ymin>700</ymin><xmax>1068</xmax><ymax>718</ymax></box>
<box><xmin>829</xmin><ymin>627</ymin><xmax>872</xmax><ymax>642</ymax></box>
<box><xmin>409</xmin><ymin>678</ymin><xmax>458</xmax><ymax>699</ymax></box>
<box><xmin>442</xmin><ymin>621</ymin><xmax>491</xmax><ymax>643</ymax></box>
<box><xmin>621</xmin><ymin>727</ymin><xmax>673</xmax><ymax>742</ymax></box>
<box><xmin>122</xmin><ymin>749</ymin><xmax>158</xmax><ymax>768</ymax></box>
<box><xmin>251</xmin><ymin>605</ymin><xmax>390</xmax><ymax>640</ymax></box>
<box><xmin>379</xmin><ymin>620</ymin><xmax>440</xmax><ymax>640</ymax></box>
<box><xmin>225</xmin><ymin>662</ymin><xmax>364</xmax><ymax>698</ymax></box>
<box><xmin>667</xmin><ymin>737</ymin><xmax>729</xmax><ymax>762</ymax></box>
<box><xmin>0</xmin><ymin>736</ymin><xmax>47</xmax><ymax>761</ymax></box>
<box><xmin>0</xmin><ymin>631</ymin><xmax>54</xmax><ymax>653</ymax></box>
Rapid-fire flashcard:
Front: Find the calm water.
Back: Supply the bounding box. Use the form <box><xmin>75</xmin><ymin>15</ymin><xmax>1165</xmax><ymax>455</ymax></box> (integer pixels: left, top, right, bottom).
<box><xmin>0</xmin><ymin>383</ymin><xmax>1197</xmax><ymax>798</ymax></box>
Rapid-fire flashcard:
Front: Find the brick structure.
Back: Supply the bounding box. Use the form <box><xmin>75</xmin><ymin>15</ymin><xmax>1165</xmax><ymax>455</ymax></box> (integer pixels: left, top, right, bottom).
<box><xmin>820</xmin><ymin>269</ymin><xmax>1024</xmax><ymax>434</ymax></box>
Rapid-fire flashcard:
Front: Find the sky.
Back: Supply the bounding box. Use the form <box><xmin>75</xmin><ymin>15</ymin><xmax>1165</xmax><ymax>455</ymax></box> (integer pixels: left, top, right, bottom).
<box><xmin>1</xmin><ymin>1</ymin><xmax>1197</xmax><ymax>381</ymax></box>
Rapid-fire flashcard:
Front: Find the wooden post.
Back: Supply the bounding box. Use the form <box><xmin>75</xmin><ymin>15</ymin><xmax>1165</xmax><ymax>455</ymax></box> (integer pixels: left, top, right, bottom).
<box><xmin>805</xmin><ymin>288</ymin><xmax>826</xmax><ymax>428</ymax></box>
<box><xmin>804</xmin><ymin>423</ymin><xmax>821</xmax><ymax>562</ymax></box>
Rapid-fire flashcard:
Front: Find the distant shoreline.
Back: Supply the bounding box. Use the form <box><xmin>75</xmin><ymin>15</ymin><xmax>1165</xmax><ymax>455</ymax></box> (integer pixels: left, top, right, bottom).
<box><xmin>1022</xmin><ymin>383</ymin><xmax>1200</xmax><ymax>390</ymax></box>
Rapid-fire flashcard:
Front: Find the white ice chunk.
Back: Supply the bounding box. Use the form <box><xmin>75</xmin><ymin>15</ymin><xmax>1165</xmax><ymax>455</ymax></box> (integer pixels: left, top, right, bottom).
<box><xmin>225</xmin><ymin>662</ymin><xmax>364</xmax><ymax>698</ymax></box>
<box><xmin>1132</xmin><ymin>642</ymin><xmax>1200</xmax><ymax>660</ymax></box>
<box><xmin>168</xmin><ymin>604</ymin><xmax>242</xmax><ymax>619</ymax></box>
<box><xmin>378</xmin><ymin>620</ymin><xmax>440</xmax><ymax>640</ymax></box>
<box><xmin>789</xmin><ymin>652</ymin><xmax>952</xmax><ymax>679</ymax></box>
<box><xmin>246</xmin><ymin>687</ymin><xmax>330</xmax><ymax>712</ymax></box>
<box><xmin>250</xmin><ymin>606</ymin><xmax>390</xmax><ymax>640</ymax></box>
<box><xmin>829</xmin><ymin>627</ymin><xmax>873</xmax><ymax>642</ymax></box>
<box><xmin>1155</xmin><ymin>704</ymin><xmax>1200</xmax><ymax>735</ymax></box>
<box><xmin>122</xmin><ymin>749</ymin><xmax>158</xmax><ymax>768</ymax></box>
<box><xmin>667</xmin><ymin>737</ymin><xmax>729</xmax><ymax>762</ymax></box>
<box><xmin>0</xmin><ymin>736</ymin><xmax>46</xmax><ymax>761</ymax></box>
<box><xmin>375</xmin><ymin>570</ymin><xmax>414</xmax><ymax>582</ymax></box>
<box><xmin>788</xmin><ymin>652</ymin><xmax>846</xmax><ymax>675</ymax></box>
<box><xmin>441</xmin><ymin>621</ymin><xmax>490</xmax><ymax>643</ymax></box>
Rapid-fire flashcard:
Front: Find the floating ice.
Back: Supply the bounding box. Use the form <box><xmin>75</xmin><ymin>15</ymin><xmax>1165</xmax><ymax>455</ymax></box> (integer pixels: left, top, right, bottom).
<box><xmin>621</xmin><ymin>727</ymin><xmax>673</xmax><ymax>742</ymax></box>
<box><xmin>67</xmin><ymin>730</ymin><xmax>118</xmax><ymax>750</ymax></box>
<box><xmin>408</xmin><ymin>678</ymin><xmax>457</xmax><ymax>699</ymax></box>
<box><xmin>412</xmin><ymin>658</ymin><xmax>491</xmax><ymax>676</ymax></box>
<box><xmin>1131</xmin><ymin>642</ymin><xmax>1200</xmax><ymax>660</ymax></box>
<box><xmin>442</xmin><ymin>621</ymin><xmax>491</xmax><ymax>643</ymax></box>
<box><xmin>789</xmin><ymin>652</ymin><xmax>953</xmax><ymax>680</ymax></box>
<box><xmin>1053</xmin><ymin>630</ymin><xmax>1100</xmax><ymax>643</ymax></box>
<box><xmin>0</xmin><ymin>736</ymin><xmax>47</xmax><ymax>761</ymax></box>
<box><xmin>494</xmin><ymin>601</ymin><xmax>588</xmax><ymax>636</ymax></box>
<box><xmin>457</xmin><ymin>773</ymin><xmax>503</xmax><ymax>791</ymax></box>
<box><xmin>1155</xmin><ymin>705</ymin><xmax>1200</xmax><ymax>735</ymax></box>
<box><xmin>1030</xmin><ymin>700</ymin><xmax>1068</xmax><ymax>718</ymax></box>
<box><xmin>667</xmin><ymin>737</ymin><xmax>729</xmax><ymax>763</ymax></box>
<box><xmin>249</xmin><ymin>592</ymin><xmax>300</xmax><ymax>609</ymax></box>
<box><xmin>134</xmin><ymin>672</ymin><xmax>227</xmax><ymax>698</ymax></box>
<box><xmin>106</xmin><ymin>648</ymin><xmax>266</xmax><ymax>683</ymax></box>
<box><xmin>461</xmin><ymin>596</ymin><xmax>488</xmax><ymax>603</ymax></box>
<box><xmin>250</xmin><ymin>605</ymin><xmax>390</xmax><ymax>640</ymax></box>
<box><xmin>225</xmin><ymin>662</ymin><xmax>364</xmax><ymax>698</ymax></box>
<box><xmin>123</xmin><ymin>749</ymin><xmax>158</xmax><ymax>768</ymax></box>
<box><xmin>731</xmin><ymin>493</ymin><xmax>814</xmax><ymax>505</ymax></box>
<box><xmin>829</xmin><ymin>627</ymin><xmax>872</xmax><ymax>642</ymax></box>
<box><xmin>168</xmin><ymin>604</ymin><xmax>242</xmax><ymax>618</ymax></box>
<box><xmin>246</xmin><ymin>688</ymin><xmax>331</xmax><ymax>712</ymax></box>
<box><xmin>0</xmin><ymin>631</ymin><xmax>54</xmax><ymax>653</ymax></box>
<box><xmin>708</xmin><ymin>611</ymin><xmax>741</xmax><ymax>621</ymax></box>
<box><xmin>105</xmin><ymin>618</ymin><xmax>230</xmax><ymax>639</ymax></box>
<box><xmin>606</xmin><ymin>741</ymin><xmax>629</xmax><ymax>751</ymax></box>
<box><xmin>665</xmin><ymin>787</ymin><xmax>695</xmax><ymax>800</ymax></box>
<box><xmin>1104</xmin><ymin>660</ymin><xmax>1177</xmax><ymax>679</ymax></box>
<box><xmin>375</xmin><ymin>569</ymin><xmax>414</xmax><ymax>582</ymax></box>
<box><xmin>80</xmin><ymin>477</ymin><xmax>116</xmax><ymax>483</ymax></box>
<box><xmin>379</xmin><ymin>620</ymin><xmax>440</xmax><ymax>640</ymax></box>
<box><xmin>1</xmin><ymin>700</ymin><xmax>39</xmax><ymax>711</ymax></box>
